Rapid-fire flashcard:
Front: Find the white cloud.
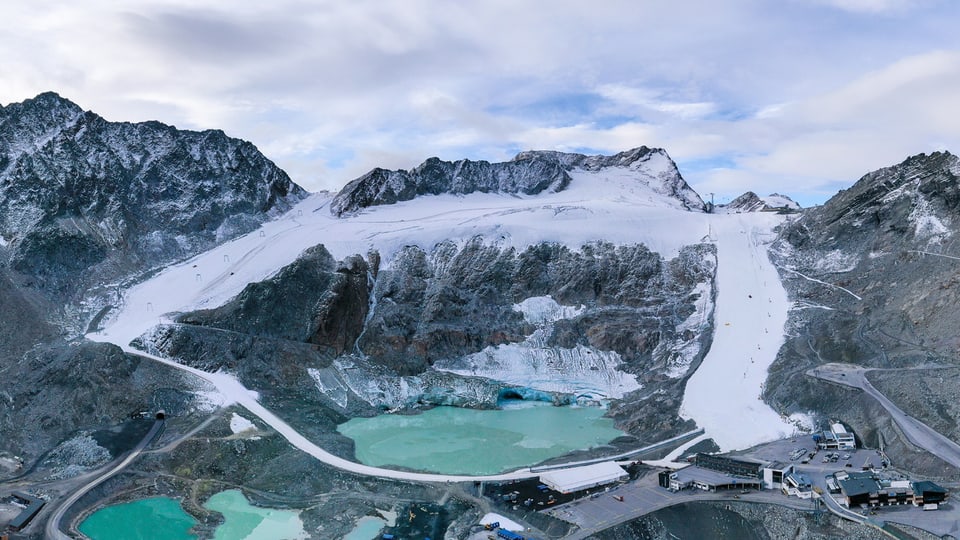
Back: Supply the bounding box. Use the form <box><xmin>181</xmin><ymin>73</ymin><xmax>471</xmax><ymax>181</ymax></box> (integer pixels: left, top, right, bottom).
<box><xmin>1</xmin><ymin>0</ymin><xmax>958</xmax><ymax>204</ymax></box>
<box><xmin>809</xmin><ymin>0</ymin><xmax>922</xmax><ymax>13</ymax></box>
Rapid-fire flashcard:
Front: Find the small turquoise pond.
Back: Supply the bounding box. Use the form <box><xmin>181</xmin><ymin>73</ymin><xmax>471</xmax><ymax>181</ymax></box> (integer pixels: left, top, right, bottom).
<box><xmin>79</xmin><ymin>497</ymin><xmax>197</xmax><ymax>540</ymax></box>
<box><xmin>204</xmin><ymin>489</ymin><xmax>303</xmax><ymax>540</ymax></box>
<box><xmin>79</xmin><ymin>491</ymin><xmax>303</xmax><ymax>540</ymax></box>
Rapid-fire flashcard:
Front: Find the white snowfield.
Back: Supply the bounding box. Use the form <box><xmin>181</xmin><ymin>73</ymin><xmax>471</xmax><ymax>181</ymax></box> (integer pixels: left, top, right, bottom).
<box><xmin>679</xmin><ymin>214</ymin><xmax>808</xmax><ymax>450</ymax></box>
<box><xmin>88</xmin><ymin>161</ymin><xmax>800</xmax><ymax>475</ymax></box>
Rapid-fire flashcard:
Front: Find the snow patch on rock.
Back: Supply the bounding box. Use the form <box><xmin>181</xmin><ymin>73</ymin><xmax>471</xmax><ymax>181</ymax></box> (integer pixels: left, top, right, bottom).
<box><xmin>908</xmin><ymin>193</ymin><xmax>950</xmax><ymax>244</ymax></box>
<box><xmin>811</xmin><ymin>249</ymin><xmax>858</xmax><ymax>274</ymax></box>
<box><xmin>661</xmin><ymin>281</ymin><xmax>714</xmax><ymax>378</ymax></box>
<box><xmin>229</xmin><ymin>412</ymin><xmax>256</xmax><ymax>434</ymax></box>
<box><xmin>512</xmin><ymin>296</ymin><xmax>584</xmax><ymax>325</ymax></box>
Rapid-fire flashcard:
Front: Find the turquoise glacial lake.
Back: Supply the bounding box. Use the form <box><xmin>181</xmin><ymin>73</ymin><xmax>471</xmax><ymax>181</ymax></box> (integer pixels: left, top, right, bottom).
<box><xmin>337</xmin><ymin>403</ymin><xmax>624</xmax><ymax>475</ymax></box>
<box><xmin>342</xmin><ymin>515</ymin><xmax>387</xmax><ymax>540</ymax></box>
<box><xmin>79</xmin><ymin>497</ymin><xmax>197</xmax><ymax>540</ymax></box>
<box><xmin>204</xmin><ymin>489</ymin><xmax>303</xmax><ymax>540</ymax></box>
<box><xmin>79</xmin><ymin>490</ymin><xmax>303</xmax><ymax>540</ymax></box>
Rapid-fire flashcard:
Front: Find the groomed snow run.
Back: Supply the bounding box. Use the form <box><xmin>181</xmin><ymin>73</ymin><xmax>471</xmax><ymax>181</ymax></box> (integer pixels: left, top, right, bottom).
<box><xmin>679</xmin><ymin>213</ymin><xmax>800</xmax><ymax>451</ymax></box>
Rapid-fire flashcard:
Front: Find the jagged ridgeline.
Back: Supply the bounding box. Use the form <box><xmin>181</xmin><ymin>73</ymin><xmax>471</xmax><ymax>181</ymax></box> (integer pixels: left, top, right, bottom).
<box><xmin>0</xmin><ymin>92</ymin><xmax>306</xmax><ymax>327</ymax></box>
<box><xmin>330</xmin><ymin>146</ymin><xmax>705</xmax><ymax>216</ymax></box>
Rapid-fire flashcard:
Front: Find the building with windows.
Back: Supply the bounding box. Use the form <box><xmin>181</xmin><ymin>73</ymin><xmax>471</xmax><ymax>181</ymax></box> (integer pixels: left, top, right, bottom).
<box><xmin>816</xmin><ymin>422</ymin><xmax>856</xmax><ymax>450</ymax></box>
<box><xmin>834</xmin><ymin>471</ymin><xmax>938</xmax><ymax>508</ymax></box>
<box><xmin>781</xmin><ymin>472</ymin><xmax>813</xmax><ymax>499</ymax></box>
<box><xmin>762</xmin><ymin>462</ymin><xmax>794</xmax><ymax>490</ymax></box>
<box><xmin>912</xmin><ymin>481</ymin><xmax>948</xmax><ymax>509</ymax></box>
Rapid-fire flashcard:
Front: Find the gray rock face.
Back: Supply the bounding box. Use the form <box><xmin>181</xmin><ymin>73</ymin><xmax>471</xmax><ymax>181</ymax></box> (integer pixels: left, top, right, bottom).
<box><xmin>330</xmin><ymin>146</ymin><xmax>704</xmax><ymax>216</ymax></box>
<box><xmin>175</xmin><ymin>245</ymin><xmax>370</xmax><ymax>356</ymax></box>
<box><xmin>0</xmin><ymin>92</ymin><xmax>307</xmax><ymax>316</ymax></box>
<box><xmin>0</xmin><ymin>340</ymin><xmax>199</xmax><ymax>473</ymax></box>
<box><xmin>0</xmin><ymin>92</ymin><xmax>308</xmax><ymax>475</ymax></box>
<box><xmin>766</xmin><ymin>151</ymin><xmax>960</xmax><ymax>473</ymax></box>
<box><xmin>145</xmin><ymin>238</ymin><xmax>716</xmax><ymax>442</ymax></box>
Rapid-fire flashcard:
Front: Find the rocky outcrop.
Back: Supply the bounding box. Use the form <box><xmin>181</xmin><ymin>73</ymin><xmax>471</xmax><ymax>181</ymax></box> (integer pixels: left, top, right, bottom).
<box><xmin>771</xmin><ymin>151</ymin><xmax>960</xmax><ymax>365</ymax></box>
<box><xmin>766</xmin><ymin>151</ymin><xmax>960</xmax><ymax>474</ymax></box>
<box><xmin>0</xmin><ymin>92</ymin><xmax>306</xmax><ymax>321</ymax></box>
<box><xmin>330</xmin><ymin>146</ymin><xmax>704</xmax><ymax>216</ymax></box>
<box><xmin>176</xmin><ymin>245</ymin><xmax>370</xmax><ymax>356</ymax></box>
<box><xmin>0</xmin><ymin>340</ymin><xmax>202</xmax><ymax>474</ymax></box>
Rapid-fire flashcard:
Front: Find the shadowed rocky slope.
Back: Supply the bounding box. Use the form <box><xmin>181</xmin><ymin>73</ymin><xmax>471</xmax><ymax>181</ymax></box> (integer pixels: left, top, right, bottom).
<box><xmin>766</xmin><ymin>151</ymin><xmax>960</xmax><ymax>476</ymax></box>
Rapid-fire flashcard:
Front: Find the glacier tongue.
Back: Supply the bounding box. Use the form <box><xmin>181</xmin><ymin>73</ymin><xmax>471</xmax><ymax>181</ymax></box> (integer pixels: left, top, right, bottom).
<box><xmin>435</xmin><ymin>296</ymin><xmax>641</xmax><ymax>400</ymax></box>
<box><xmin>434</xmin><ymin>341</ymin><xmax>640</xmax><ymax>400</ymax></box>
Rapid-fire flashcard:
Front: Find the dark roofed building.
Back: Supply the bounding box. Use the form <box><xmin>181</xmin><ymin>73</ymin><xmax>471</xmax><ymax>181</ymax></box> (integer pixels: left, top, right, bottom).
<box><xmin>913</xmin><ymin>481</ymin><xmax>948</xmax><ymax>507</ymax></box>
<box><xmin>694</xmin><ymin>453</ymin><xmax>763</xmax><ymax>479</ymax></box>
<box><xmin>839</xmin><ymin>477</ymin><xmax>879</xmax><ymax>507</ymax></box>
<box><xmin>9</xmin><ymin>491</ymin><xmax>45</xmax><ymax>531</ymax></box>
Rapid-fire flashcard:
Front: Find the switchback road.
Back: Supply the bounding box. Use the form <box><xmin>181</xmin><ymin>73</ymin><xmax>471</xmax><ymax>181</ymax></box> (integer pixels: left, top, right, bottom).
<box><xmin>808</xmin><ymin>363</ymin><xmax>960</xmax><ymax>468</ymax></box>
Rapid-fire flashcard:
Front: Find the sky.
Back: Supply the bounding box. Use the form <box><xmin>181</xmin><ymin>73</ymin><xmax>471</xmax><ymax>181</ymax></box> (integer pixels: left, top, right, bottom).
<box><xmin>3</xmin><ymin>0</ymin><xmax>959</xmax><ymax>207</ymax></box>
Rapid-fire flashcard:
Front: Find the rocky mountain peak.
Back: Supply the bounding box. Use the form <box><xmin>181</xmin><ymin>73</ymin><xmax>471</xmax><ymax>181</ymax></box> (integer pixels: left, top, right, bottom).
<box><xmin>720</xmin><ymin>191</ymin><xmax>800</xmax><ymax>214</ymax></box>
<box><xmin>1</xmin><ymin>91</ymin><xmax>83</xmax><ymax>118</ymax></box>
<box><xmin>330</xmin><ymin>146</ymin><xmax>704</xmax><ymax>216</ymax></box>
<box><xmin>781</xmin><ymin>150</ymin><xmax>959</xmax><ymax>253</ymax></box>
<box><xmin>0</xmin><ymin>92</ymin><xmax>308</xmax><ymax>328</ymax></box>
<box><xmin>0</xmin><ymin>92</ymin><xmax>84</xmax><ymax>158</ymax></box>
<box><xmin>513</xmin><ymin>145</ymin><xmax>665</xmax><ymax>171</ymax></box>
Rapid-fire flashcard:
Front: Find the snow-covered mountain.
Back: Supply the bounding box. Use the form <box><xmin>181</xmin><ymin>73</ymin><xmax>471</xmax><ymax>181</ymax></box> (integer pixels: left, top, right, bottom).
<box><xmin>0</xmin><ymin>92</ymin><xmax>307</xmax><ymax>476</ymax></box>
<box><xmin>331</xmin><ymin>146</ymin><xmax>704</xmax><ymax>216</ymax></box>
<box><xmin>6</xmin><ymin>91</ymin><xmax>960</xmax><ymax>538</ymax></box>
<box><xmin>719</xmin><ymin>191</ymin><xmax>800</xmax><ymax>213</ymax></box>
<box><xmin>0</xmin><ymin>92</ymin><xmax>306</xmax><ymax>329</ymax></box>
<box><xmin>89</xmin><ymin>144</ymin><xmax>807</xmax><ymax>452</ymax></box>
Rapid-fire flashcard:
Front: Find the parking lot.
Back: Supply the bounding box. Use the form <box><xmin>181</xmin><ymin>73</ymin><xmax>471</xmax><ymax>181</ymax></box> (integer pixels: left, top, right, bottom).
<box><xmin>557</xmin><ymin>436</ymin><xmax>958</xmax><ymax>538</ymax></box>
<box><xmin>736</xmin><ymin>436</ymin><xmax>884</xmax><ymax>473</ymax></box>
<box><xmin>543</xmin><ymin>469</ymin><xmax>808</xmax><ymax>539</ymax></box>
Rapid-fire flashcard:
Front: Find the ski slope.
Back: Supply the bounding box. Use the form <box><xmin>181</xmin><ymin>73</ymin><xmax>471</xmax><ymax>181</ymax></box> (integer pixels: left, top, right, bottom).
<box><xmin>88</xmin><ymin>164</ymin><xmax>800</xmax><ymax>459</ymax></box>
<box><xmin>679</xmin><ymin>213</ymin><xmax>807</xmax><ymax>450</ymax></box>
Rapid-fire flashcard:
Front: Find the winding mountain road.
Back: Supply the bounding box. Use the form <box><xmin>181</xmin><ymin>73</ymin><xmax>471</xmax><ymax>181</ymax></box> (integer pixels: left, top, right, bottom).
<box><xmin>114</xmin><ymin>345</ymin><xmax>700</xmax><ymax>484</ymax></box>
<box><xmin>808</xmin><ymin>363</ymin><xmax>960</xmax><ymax>468</ymax></box>
<box><xmin>45</xmin><ymin>418</ymin><xmax>165</xmax><ymax>539</ymax></box>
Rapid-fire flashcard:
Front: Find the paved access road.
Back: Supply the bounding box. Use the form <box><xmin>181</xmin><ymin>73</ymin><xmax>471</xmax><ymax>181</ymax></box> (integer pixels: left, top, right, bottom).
<box><xmin>45</xmin><ymin>419</ymin><xmax>165</xmax><ymax>539</ymax></box>
<box><xmin>808</xmin><ymin>363</ymin><xmax>960</xmax><ymax>468</ymax></box>
<box><xmin>119</xmin><ymin>345</ymin><xmax>702</xmax><ymax>485</ymax></box>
